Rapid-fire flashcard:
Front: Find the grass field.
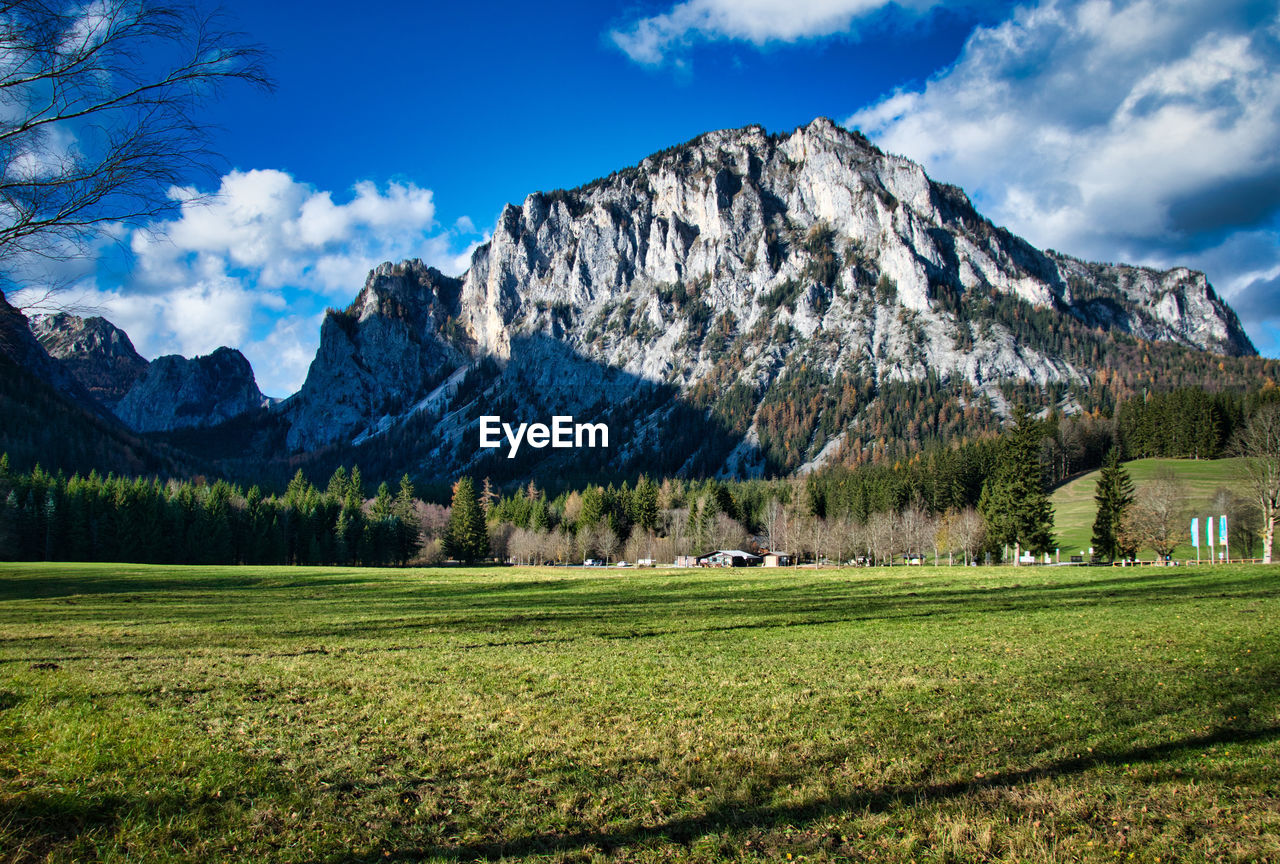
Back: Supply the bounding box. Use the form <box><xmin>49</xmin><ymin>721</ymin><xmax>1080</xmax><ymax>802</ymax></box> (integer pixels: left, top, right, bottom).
<box><xmin>1</xmin><ymin>562</ymin><xmax>1278</xmax><ymax>863</ymax></box>
<box><xmin>1051</xmin><ymin>458</ymin><xmax>1249</xmax><ymax>561</ymax></box>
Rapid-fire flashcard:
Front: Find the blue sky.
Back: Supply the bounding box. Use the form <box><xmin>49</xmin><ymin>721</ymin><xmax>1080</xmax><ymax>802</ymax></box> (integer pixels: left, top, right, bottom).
<box><xmin>41</xmin><ymin>0</ymin><xmax>1280</xmax><ymax>396</ymax></box>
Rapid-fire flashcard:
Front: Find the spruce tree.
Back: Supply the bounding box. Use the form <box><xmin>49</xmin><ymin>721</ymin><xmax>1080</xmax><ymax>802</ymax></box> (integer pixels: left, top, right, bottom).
<box><xmin>392</xmin><ymin>475</ymin><xmax>422</xmax><ymax>565</ymax></box>
<box><xmin>579</xmin><ymin>486</ymin><xmax>605</xmax><ymax>531</ymax></box>
<box><xmin>978</xmin><ymin>406</ymin><xmax>1055</xmax><ymax>565</ymax></box>
<box><xmin>632</xmin><ymin>475</ymin><xmax>660</xmax><ymax>534</ymax></box>
<box><xmin>1091</xmin><ymin>447</ymin><xmax>1135</xmax><ymax>562</ymax></box>
<box><xmin>444</xmin><ymin>476</ymin><xmax>489</xmax><ymax>563</ymax></box>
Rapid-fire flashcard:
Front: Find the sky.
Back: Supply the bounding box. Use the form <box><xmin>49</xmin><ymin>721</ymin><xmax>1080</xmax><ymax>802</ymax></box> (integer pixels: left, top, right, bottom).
<box><xmin>28</xmin><ymin>0</ymin><xmax>1280</xmax><ymax>396</ymax></box>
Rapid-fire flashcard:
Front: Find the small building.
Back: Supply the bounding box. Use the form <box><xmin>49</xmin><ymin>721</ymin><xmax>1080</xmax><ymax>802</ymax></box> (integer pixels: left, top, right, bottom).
<box><xmin>674</xmin><ymin>555</ymin><xmax>700</xmax><ymax>567</ymax></box>
<box><xmin>762</xmin><ymin>552</ymin><xmax>793</xmax><ymax>567</ymax></box>
<box><xmin>695</xmin><ymin>549</ymin><xmax>762</xmax><ymax>568</ymax></box>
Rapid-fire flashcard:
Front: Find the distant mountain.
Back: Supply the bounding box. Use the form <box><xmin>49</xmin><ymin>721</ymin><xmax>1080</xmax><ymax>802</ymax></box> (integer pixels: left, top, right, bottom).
<box><xmin>7</xmin><ymin>118</ymin><xmax>1262</xmax><ymax>488</ymax></box>
<box><xmin>29</xmin><ymin>312</ymin><xmax>268</xmax><ymax>433</ymax></box>
<box><xmin>272</xmin><ymin>118</ymin><xmax>1254</xmax><ymax>484</ymax></box>
<box><xmin>0</xmin><ymin>295</ymin><xmax>185</xmax><ymax>477</ymax></box>
<box><xmin>114</xmin><ymin>347</ymin><xmax>269</xmax><ymax>433</ymax></box>
<box><xmin>31</xmin><ymin>313</ymin><xmax>148</xmax><ymax>409</ymax></box>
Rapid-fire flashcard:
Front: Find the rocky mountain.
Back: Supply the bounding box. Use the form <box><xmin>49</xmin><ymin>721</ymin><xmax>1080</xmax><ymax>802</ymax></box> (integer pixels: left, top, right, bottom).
<box><xmin>283</xmin><ymin>262</ymin><xmax>467</xmax><ymax>452</ymax></box>
<box><xmin>273</xmin><ymin>118</ymin><xmax>1252</xmax><ymax>484</ymax></box>
<box><xmin>31</xmin><ymin>313</ymin><xmax>148</xmax><ymax>409</ymax></box>
<box><xmin>114</xmin><ymin>347</ymin><xmax>269</xmax><ymax>433</ymax></box>
<box><xmin>0</xmin><ymin>294</ymin><xmax>185</xmax><ymax>477</ymax></box>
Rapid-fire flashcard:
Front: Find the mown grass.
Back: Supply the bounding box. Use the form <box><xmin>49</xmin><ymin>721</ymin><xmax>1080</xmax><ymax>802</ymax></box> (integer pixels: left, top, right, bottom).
<box><xmin>1</xmin><ymin>561</ymin><xmax>1278</xmax><ymax>863</ymax></box>
<box><xmin>1051</xmin><ymin>458</ymin><xmax>1249</xmax><ymax>560</ymax></box>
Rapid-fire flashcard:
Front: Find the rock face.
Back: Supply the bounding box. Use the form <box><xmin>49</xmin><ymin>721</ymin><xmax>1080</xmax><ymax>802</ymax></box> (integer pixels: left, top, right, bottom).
<box><xmin>115</xmin><ymin>347</ymin><xmax>268</xmax><ymax>433</ymax></box>
<box><xmin>0</xmin><ymin>297</ymin><xmax>101</xmax><ymax>407</ymax></box>
<box><xmin>31</xmin><ymin>313</ymin><xmax>149</xmax><ymax>409</ymax></box>
<box><xmin>283</xmin><ymin>261</ymin><xmax>468</xmax><ymax>451</ymax></box>
<box><xmin>280</xmin><ymin>118</ymin><xmax>1254</xmax><ymax>479</ymax></box>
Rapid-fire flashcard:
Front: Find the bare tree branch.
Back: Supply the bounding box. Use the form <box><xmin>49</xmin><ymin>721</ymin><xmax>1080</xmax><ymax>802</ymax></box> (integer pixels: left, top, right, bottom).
<box><xmin>0</xmin><ymin>0</ymin><xmax>272</xmax><ymax>304</ymax></box>
<box><xmin>1234</xmin><ymin>403</ymin><xmax>1280</xmax><ymax>563</ymax></box>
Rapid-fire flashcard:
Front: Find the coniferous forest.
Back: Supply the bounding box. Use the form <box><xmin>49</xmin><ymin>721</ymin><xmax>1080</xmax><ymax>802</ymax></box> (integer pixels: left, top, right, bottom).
<box><xmin>0</xmin><ymin>460</ymin><xmax>422</xmax><ymax>566</ymax></box>
<box><xmin>3</xmin><ymin>383</ymin><xmax>1277</xmax><ymax>566</ymax></box>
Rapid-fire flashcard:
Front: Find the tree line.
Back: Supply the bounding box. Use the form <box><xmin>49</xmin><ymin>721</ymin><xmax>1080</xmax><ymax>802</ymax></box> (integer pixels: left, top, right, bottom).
<box><xmin>0</xmin><ymin>459</ymin><xmax>422</xmax><ymax>566</ymax></box>
<box><xmin>4</xmin><ymin>389</ymin><xmax>1278</xmax><ymax>567</ymax></box>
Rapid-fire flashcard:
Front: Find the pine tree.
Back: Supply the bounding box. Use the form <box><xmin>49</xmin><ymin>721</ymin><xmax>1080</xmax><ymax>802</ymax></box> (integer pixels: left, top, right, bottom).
<box><xmin>579</xmin><ymin>486</ymin><xmax>605</xmax><ymax>531</ymax></box>
<box><xmin>632</xmin><ymin>475</ymin><xmax>660</xmax><ymax>534</ymax></box>
<box><xmin>530</xmin><ymin>498</ymin><xmax>550</xmax><ymax>532</ymax></box>
<box><xmin>334</xmin><ymin>505</ymin><xmax>351</xmax><ymax>565</ymax></box>
<box><xmin>978</xmin><ymin>406</ymin><xmax>1055</xmax><ymax>565</ymax></box>
<box><xmin>444</xmin><ymin>476</ymin><xmax>489</xmax><ymax>563</ymax></box>
<box><xmin>1091</xmin><ymin>447</ymin><xmax>1135</xmax><ymax>562</ymax></box>
<box><xmin>366</xmin><ymin>482</ymin><xmax>394</xmax><ymax>565</ymax></box>
<box><xmin>392</xmin><ymin>474</ymin><xmax>422</xmax><ymax>565</ymax></box>
<box><xmin>0</xmin><ymin>490</ymin><xmax>17</xmax><ymax>561</ymax></box>
<box><xmin>326</xmin><ymin>466</ymin><xmax>349</xmax><ymax>499</ymax></box>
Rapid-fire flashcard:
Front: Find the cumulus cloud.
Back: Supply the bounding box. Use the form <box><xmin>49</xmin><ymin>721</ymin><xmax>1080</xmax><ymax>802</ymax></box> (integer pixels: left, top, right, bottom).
<box><xmin>85</xmin><ymin>278</ymin><xmax>260</xmax><ymax>363</ymax></box>
<box><xmin>845</xmin><ymin>0</ymin><xmax>1280</xmax><ymax>351</ymax></box>
<box><xmin>72</xmin><ymin>168</ymin><xmax>477</xmax><ymax>396</ymax></box>
<box><xmin>610</xmin><ymin>0</ymin><xmax>941</xmax><ymax>65</ymax></box>
<box><xmin>242</xmin><ymin>312</ymin><xmax>328</xmax><ymax>399</ymax></box>
<box><xmin>132</xmin><ymin>169</ymin><xmax>443</xmax><ymax>296</ymax></box>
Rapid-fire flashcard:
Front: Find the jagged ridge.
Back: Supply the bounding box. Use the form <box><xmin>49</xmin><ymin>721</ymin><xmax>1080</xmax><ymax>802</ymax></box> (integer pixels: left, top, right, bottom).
<box><xmin>279</xmin><ymin>118</ymin><xmax>1253</xmax><ymax>482</ymax></box>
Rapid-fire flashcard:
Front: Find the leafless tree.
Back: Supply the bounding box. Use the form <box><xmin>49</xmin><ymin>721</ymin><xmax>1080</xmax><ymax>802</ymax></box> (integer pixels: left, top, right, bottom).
<box><xmin>809</xmin><ymin>515</ymin><xmax>835</xmax><ymax>566</ymax></box>
<box><xmin>711</xmin><ymin>512</ymin><xmax>747</xmax><ymax>551</ymax></box>
<box><xmin>949</xmin><ymin>507</ymin><xmax>986</xmax><ymax>565</ymax></box>
<box><xmin>415</xmin><ymin>501</ymin><xmax>450</xmax><ymax>543</ymax></box>
<box><xmin>867</xmin><ymin>510</ymin><xmax>897</xmax><ymax>565</ymax></box>
<box><xmin>1121</xmin><ymin>468</ymin><xmax>1188</xmax><ymax>560</ymax></box>
<box><xmin>487</xmin><ymin>520</ymin><xmax>513</xmax><ymax>562</ymax></box>
<box><xmin>898</xmin><ymin>503</ymin><xmax>935</xmax><ymax>563</ymax></box>
<box><xmin>0</xmin><ymin>0</ymin><xmax>271</xmax><ymax>302</ymax></box>
<box><xmin>575</xmin><ymin>523</ymin><xmax>598</xmax><ymax>562</ymax></box>
<box><xmin>1211</xmin><ymin>487</ymin><xmax>1261</xmax><ymax>559</ymax></box>
<box><xmin>834</xmin><ymin>515</ymin><xmax>862</xmax><ymax>565</ymax></box>
<box><xmin>1235</xmin><ymin>404</ymin><xmax>1280</xmax><ymax>563</ymax></box>
<box><xmin>506</xmin><ymin>527</ymin><xmax>529</xmax><ymax>565</ymax></box>
<box><xmin>623</xmin><ymin>529</ymin><xmax>660</xmax><ymax>563</ymax></box>
<box><xmin>551</xmin><ymin>529</ymin><xmax>575</xmax><ymax>565</ymax></box>
<box><xmin>598</xmin><ymin>525</ymin><xmax>620</xmax><ymax>563</ymax></box>
<box><xmin>665</xmin><ymin>508</ymin><xmax>692</xmax><ymax>556</ymax></box>
<box><xmin>762</xmin><ymin>497</ymin><xmax>784</xmax><ymax>552</ymax></box>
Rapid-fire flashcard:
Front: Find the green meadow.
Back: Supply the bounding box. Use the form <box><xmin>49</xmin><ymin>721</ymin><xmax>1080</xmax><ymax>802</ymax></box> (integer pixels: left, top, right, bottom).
<box><xmin>1050</xmin><ymin>458</ymin><xmax>1250</xmax><ymax>561</ymax></box>
<box><xmin>1</xmin><ymin>562</ymin><xmax>1277</xmax><ymax>863</ymax></box>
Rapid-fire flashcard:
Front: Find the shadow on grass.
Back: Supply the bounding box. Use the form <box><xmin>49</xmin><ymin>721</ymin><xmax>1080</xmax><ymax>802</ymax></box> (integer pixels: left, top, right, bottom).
<box><xmin>343</xmin><ymin>723</ymin><xmax>1280</xmax><ymax>863</ymax></box>
<box><xmin>270</xmin><ymin>569</ymin><xmax>1279</xmax><ymax>643</ymax></box>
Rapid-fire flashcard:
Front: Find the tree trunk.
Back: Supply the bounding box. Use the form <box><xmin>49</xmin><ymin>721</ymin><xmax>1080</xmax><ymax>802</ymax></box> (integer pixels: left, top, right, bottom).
<box><xmin>1265</xmin><ymin>513</ymin><xmax>1274</xmax><ymax>564</ymax></box>
<box><xmin>1013</xmin><ymin>540</ymin><xmax>1021</xmax><ymax>567</ymax></box>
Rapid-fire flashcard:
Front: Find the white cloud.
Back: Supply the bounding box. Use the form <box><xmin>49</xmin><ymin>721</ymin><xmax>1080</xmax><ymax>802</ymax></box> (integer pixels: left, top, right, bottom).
<box><xmin>84</xmin><ymin>278</ymin><xmax>261</xmax><ymax>362</ymax></box>
<box><xmin>243</xmin><ymin>313</ymin><xmax>327</xmax><ymax>399</ymax></box>
<box><xmin>132</xmin><ymin>169</ymin><xmax>443</xmax><ymax>295</ymax></box>
<box><xmin>69</xmin><ymin>168</ymin><xmax>478</xmax><ymax>396</ymax></box>
<box><xmin>845</xmin><ymin>0</ymin><xmax>1280</xmax><ymax>352</ymax></box>
<box><xmin>610</xmin><ymin>0</ymin><xmax>941</xmax><ymax>64</ymax></box>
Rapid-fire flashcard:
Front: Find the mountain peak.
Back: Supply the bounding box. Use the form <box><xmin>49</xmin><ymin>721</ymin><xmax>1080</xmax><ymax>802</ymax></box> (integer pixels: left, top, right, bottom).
<box><xmin>31</xmin><ymin>312</ymin><xmax>148</xmax><ymax>409</ymax></box>
<box><xmin>114</xmin><ymin>347</ymin><xmax>267</xmax><ymax>433</ymax></box>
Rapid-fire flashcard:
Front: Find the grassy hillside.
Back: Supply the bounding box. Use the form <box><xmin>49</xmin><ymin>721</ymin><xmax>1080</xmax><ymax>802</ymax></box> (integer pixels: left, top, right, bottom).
<box><xmin>1051</xmin><ymin>457</ymin><xmax>1250</xmax><ymax>561</ymax></box>
<box><xmin>1</xmin><ymin>562</ymin><xmax>1277</xmax><ymax>863</ymax></box>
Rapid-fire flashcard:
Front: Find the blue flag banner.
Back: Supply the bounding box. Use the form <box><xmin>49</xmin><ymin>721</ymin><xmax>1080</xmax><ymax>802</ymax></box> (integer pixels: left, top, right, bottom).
<box><xmin>1207</xmin><ymin>517</ymin><xmax>1215</xmax><ymax>547</ymax></box>
<box><xmin>1192</xmin><ymin>517</ymin><xmax>1200</xmax><ymax>548</ymax></box>
<box><xmin>1220</xmin><ymin>514</ymin><xmax>1228</xmax><ymax>546</ymax></box>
